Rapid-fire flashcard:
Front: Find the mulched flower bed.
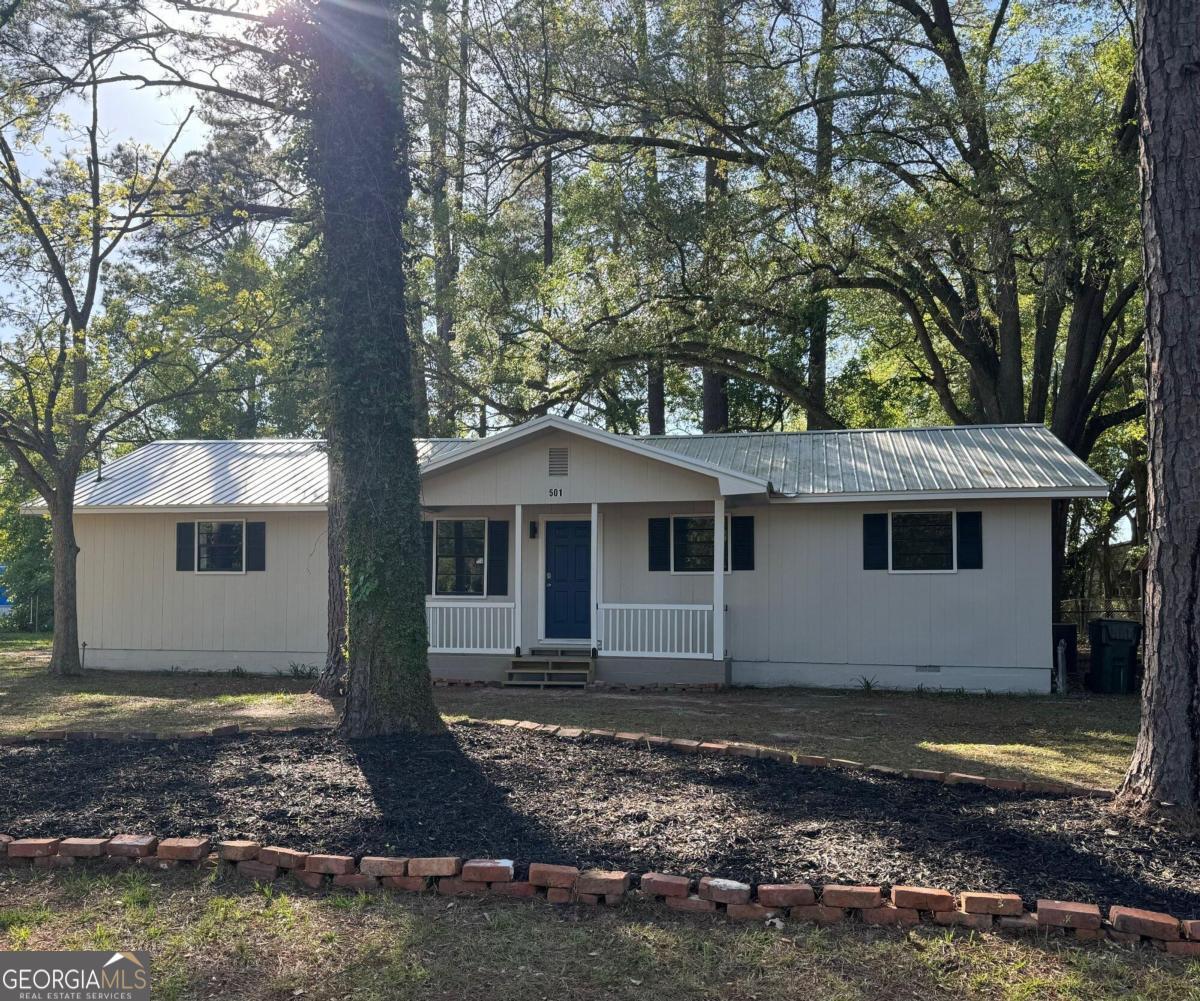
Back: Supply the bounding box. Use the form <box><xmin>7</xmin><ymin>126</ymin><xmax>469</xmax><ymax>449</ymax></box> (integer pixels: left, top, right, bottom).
<box><xmin>1</xmin><ymin>722</ymin><xmax>1196</xmax><ymax>916</ymax></box>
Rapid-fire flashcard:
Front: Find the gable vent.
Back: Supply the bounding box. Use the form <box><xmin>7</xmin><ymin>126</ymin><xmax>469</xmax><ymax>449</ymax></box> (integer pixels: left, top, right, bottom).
<box><xmin>548</xmin><ymin>447</ymin><xmax>569</xmax><ymax>476</ymax></box>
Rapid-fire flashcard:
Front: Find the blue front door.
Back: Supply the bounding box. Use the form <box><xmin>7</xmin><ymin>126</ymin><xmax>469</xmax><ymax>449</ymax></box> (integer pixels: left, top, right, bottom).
<box><xmin>545</xmin><ymin>521</ymin><xmax>591</xmax><ymax>640</ymax></box>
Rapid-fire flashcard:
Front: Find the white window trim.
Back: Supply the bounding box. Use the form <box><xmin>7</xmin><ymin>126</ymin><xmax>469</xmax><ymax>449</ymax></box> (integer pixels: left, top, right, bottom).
<box><xmin>430</xmin><ymin>517</ymin><xmax>490</xmax><ymax>599</ymax></box>
<box><xmin>194</xmin><ymin>519</ymin><xmax>247</xmax><ymax>575</ymax></box>
<box><xmin>668</xmin><ymin>513</ymin><xmax>734</xmax><ymax>576</ymax></box>
<box><xmin>887</xmin><ymin>508</ymin><xmax>957</xmax><ymax>575</ymax></box>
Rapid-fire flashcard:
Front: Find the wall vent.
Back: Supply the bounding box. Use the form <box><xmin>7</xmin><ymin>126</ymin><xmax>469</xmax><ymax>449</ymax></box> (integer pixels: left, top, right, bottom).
<box><xmin>548</xmin><ymin>447</ymin><xmax>569</xmax><ymax>476</ymax></box>
<box><xmin>914</xmin><ymin>664</ymin><xmax>942</xmax><ymax>673</ymax></box>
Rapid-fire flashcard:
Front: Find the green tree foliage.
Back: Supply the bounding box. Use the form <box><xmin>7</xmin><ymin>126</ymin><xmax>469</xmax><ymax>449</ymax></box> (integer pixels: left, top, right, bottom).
<box><xmin>0</xmin><ymin>455</ymin><xmax>52</xmax><ymax>631</ymax></box>
<box><xmin>0</xmin><ymin>1</ymin><xmax>305</xmax><ymax>673</ymax></box>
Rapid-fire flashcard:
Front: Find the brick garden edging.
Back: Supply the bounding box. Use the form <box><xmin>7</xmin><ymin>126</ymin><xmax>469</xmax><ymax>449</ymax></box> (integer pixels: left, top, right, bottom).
<box><xmin>487</xmin><ymin>718</ymin><xmax>1116</xmax><ymax>799</ymax></box>
<box><xmin>1</xmin><ymin>833</ymin><xmax>1196</xmax><ymax>954</ymax></box>
<box><xmin>0</xmin><ymin>718</ymin><xmax>1116</xmax><ymax>798</ymax></box>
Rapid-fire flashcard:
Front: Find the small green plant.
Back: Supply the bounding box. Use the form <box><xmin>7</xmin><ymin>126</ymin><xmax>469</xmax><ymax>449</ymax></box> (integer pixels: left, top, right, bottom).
<box><xmin>288</xmin><ymin>662</ymin><xmax>319</xmax><ymax>680</ymax></box>
<box><xmin>230</xmin><ymin>665</ymin><xmax>248</xmax><ymax>679</ymax></box>
<box><xmin>0</xmin><ymin>904</ymin><xmax>51</xmax><ymax>934</ymax></box>
<box><xmin>855</xmin><ymin>674</ymin><xmax>879</xmax><ymax>692</ymax></box>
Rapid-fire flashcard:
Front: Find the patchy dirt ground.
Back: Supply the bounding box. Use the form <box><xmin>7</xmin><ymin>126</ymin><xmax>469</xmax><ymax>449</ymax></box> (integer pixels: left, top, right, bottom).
<box><xmin>1</xmin><ymin>722</ymin><xmax>1195</xmax><ymax>917</ymax></box>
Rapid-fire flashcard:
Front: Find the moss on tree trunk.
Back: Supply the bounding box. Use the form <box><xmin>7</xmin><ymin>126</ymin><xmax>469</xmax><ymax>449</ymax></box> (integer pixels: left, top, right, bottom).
<box><xmin>308</xmin><ymin>0</ymin><xmax>441</xmax><ymax>736</ymax></box>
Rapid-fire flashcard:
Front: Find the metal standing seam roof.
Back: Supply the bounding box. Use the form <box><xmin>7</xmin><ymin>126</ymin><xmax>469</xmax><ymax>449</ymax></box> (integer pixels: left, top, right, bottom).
<box><xmin>53</xmin><ymin>422</ymin><xmax>1106</xmax><ymax>511</ymax></box>
<box><xmin>640</xmin><ymin>424</ymin><xmax>1108</xmax><ymax>498</ymax></box>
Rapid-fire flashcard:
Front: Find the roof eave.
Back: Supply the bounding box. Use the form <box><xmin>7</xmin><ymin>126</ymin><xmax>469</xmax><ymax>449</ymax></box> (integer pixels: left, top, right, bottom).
<box><xmin>50</xmin><ymin>503</ymin><xmax>328</xmax><ymax>515</ymax></box>
<box><xmin>768</xmin><ymin>485</ymin><xmax>1110</xmax><ymax>503</ymax></box>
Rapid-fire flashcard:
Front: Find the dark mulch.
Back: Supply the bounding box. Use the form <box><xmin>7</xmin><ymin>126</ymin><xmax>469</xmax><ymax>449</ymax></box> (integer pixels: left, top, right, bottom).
<box><xmin>1</xmin><ymin>723</ymin><xmax>1196</xmax><ymax>916</ymax></box>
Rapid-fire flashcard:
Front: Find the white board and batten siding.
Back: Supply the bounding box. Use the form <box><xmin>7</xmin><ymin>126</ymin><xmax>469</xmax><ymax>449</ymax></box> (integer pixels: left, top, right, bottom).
<box><xmin>75</xmin><ymin>511</ymin><xmax>327</xmax><ymax>673</ymax></box>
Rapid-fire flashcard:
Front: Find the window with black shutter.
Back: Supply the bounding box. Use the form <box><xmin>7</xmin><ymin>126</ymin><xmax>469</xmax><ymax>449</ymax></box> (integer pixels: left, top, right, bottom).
<box><xmin>652</xmin><ymin>515</ymin><xmax>750</xmax><ymax>572</ymax></box>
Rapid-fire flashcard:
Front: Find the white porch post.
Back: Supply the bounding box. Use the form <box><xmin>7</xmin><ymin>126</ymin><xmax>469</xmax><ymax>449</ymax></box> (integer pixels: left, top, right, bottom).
<box><xmin>713</xmin><ymin>496</ymin><xmax>725</xmax><ymax>660</ymax></box>
<box><xmin>590</xmin><ymin>502</ymin><xmax>600</xmax><ymax>650</ymax></box>
<box><xmin>513</xmin><ymin>503</ymin><xmax>523</xmax><ymax>654</ymax></box>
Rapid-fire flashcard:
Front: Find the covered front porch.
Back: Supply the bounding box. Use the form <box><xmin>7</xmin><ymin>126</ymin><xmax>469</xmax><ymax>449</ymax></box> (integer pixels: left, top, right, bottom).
<box><xmin>415</xmin><ymin>416</ymin><xmax>769</xmax><ymax>685</ymax></box>
<box><xmin>423</xmin><ymin>499</ymin><xmax>731</xmax><ymax>678</ymax></box>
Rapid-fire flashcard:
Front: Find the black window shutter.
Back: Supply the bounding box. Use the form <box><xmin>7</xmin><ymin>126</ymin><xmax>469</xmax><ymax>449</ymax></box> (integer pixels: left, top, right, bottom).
<box><xmin>175</xmin><ymin>522</ymin><xmax>195</xmax><ymax>571</ymax></box>
<box><xmin>648</xmin><ymin>518</ymin><xmax>670</xmax><ymax>571</ymax></box>
<box><xmin>486</xmin><ymin>520</ymin><xmax>509</xmax><ymax>596</ymax></box>
<box><xmin>246</xmin><ymin>522</ymin><xmax>266</xmax><ymax>571</ymax></box>
<box><xmin>957</xmin><ymin>511</ymin><xmax>983</xmax><ymax>569</ymax></box>
<box><xmin>423</xmin><ymin>520</ymin><xmax>433</xmax><ymax>595</ymax></box>
<box><xmin>863</xmin><ymin>513</ymin><xmax>888</xmax><ymax>570</ymax></box>
<box><xmin>730</xmin><ymin>516</ymin><xmax>755</xmax><ymax>571</ymax></box>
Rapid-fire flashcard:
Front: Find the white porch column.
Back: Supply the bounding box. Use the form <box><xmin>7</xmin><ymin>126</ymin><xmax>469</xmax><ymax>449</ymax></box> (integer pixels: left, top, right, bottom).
<box><xmin>590</xmin><ymin>502</ymin><xmax>600</xmax><ymax>651</ymax></box>
<box><xmin>513</xmin><ymin>503</ymin><xmax>523</xmax><ymax>654</ymax></box>
<box><xmin>713</xmin><ymin>496</ymin><xmax>725</xmax><ymax>661</ymax></box>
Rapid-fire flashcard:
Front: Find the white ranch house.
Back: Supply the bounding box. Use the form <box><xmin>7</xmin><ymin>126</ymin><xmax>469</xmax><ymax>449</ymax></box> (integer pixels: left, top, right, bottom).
<box><xmin>54</xmin><ymin>416</ymin><xmax>1107</xmax><ymax>692</ymax></box>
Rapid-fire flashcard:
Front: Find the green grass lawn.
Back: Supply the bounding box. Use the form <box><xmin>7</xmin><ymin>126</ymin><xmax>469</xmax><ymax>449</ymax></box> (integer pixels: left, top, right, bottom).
<box><xmin>0</xmin><ymin>654</ymin><xmax>334</xmax><ymax>737</ymax></box>
<box><xmin>436</xmin><ymin>686</ymin><xmax>1138</xmax><ymax>789</ymax></box>
<box><xmin>0</xmin><ymin>638</ymin><xmax>1138</xmax><ymax>787</ymax></box>
<box><xmin>0</xmin><ymin>865</ymin><xmax>1195</xmax><ymax>1001</ymax></box>
<box><xmin>0</xmin><ymin>630</ymin><xmax>52</xmax><ymax>652</ymax></box>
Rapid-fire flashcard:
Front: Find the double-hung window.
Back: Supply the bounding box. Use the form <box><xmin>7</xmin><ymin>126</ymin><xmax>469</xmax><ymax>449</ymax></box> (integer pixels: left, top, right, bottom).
<box><xmin>862</xmin><ymin>510</ymin><xmax>981</xmax><ymax>573</ymax></box>
<box><xmin>649</xmin><ymin>515</ymin><xmax>754</xmax><ymax>573</ymax></box>
<box><xmin>197</xmin><ymin>520</ymin><xmax>245</xmax><ymax>573</ymax></box>
<box><xmin>672</xmin><ymin>516</ymin><xmax>730</xmax><ymax>573</ymax></box>
<box><xmin>434</xmin><ymin>519</ymin><xmax>486</xmax><ymax>595</ymax></box>
<box><xmin>889</xmin><ymin>511</ymin><xmax>954</xmax><ymax>572</ymax></box>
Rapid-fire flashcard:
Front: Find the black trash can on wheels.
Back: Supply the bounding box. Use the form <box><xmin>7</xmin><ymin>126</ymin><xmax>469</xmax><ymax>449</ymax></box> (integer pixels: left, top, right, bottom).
<box><xmin>1086</xmin><ymin>619</ymin><xmax>1142</xmax><ymax>694</ymax></box>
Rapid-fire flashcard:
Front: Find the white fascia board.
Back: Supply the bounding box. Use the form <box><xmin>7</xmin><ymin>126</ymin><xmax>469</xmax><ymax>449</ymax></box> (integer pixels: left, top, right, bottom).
<box><xmin>49</xmin><ymin>504</ymin><xmax>328</xmax><ymax>515</ymax></box>
<box><xmin>767</xmin><ymin>485</ymin><xmax>1110</xmax><ymax>504</ymax></box>
<box><xmin>419</xmin><ymin>414</ymin><xmax>771</xmax><ymax>496</ymax></box>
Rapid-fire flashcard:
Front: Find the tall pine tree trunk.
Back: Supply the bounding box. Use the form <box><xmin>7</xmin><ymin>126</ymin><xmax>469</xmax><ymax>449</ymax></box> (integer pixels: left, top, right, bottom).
<box><xmin>805</xmin><ymin>0</ymin><xmax>836</xmax><ymax>430</ymax></box>
<box><xmin>309</xmin><ymin>0</ymin><xmax>441</xmax><ymax>736</ymax></box>
<box><xmin>1119</xmin><ymin>0</ymin><xmax>1200</xmax><ymax>819</ymax></box>
<box><xmin>48</xmin><ymin>490</ymin><xmax>82</xmax><ymax>676</ymax></box>
<box><xmin>700</xmin><ymin>0</ymin><xmax>729</xmax><ymax>432</ymax></box>
<box><xmin>647</xmin><ymin>363</ymin><xmax>666</xmax><ymax>435</ymax></box>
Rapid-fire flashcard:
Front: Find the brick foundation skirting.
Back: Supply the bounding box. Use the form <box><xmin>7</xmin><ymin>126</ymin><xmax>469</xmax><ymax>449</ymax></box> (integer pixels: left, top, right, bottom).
<box><xmin>1</xmin><ymin>833</ymin><xmax>1195</xmax><ymax>953</ymax></box>
<box><xmin>0</xmin><ymin>718</ymin><xmax>1115</xmax><ymax>799</ymax></box>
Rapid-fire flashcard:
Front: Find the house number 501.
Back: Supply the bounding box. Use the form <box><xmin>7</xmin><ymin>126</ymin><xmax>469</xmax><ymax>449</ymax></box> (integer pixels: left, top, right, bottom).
<box><xmin>548</xmin><ymin>487</ymin><xmax>564</xmax><ymax>497</ymax></box>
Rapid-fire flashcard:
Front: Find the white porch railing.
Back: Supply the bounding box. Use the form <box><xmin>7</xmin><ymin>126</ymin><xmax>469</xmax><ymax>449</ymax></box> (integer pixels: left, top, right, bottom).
<box><xmin>426</xmin><ymin>601</ymin><xmax>516</xmax><ymax>654</ymax></box>
<box><xmin>598</xmin><ymin>603</ymin><xmax>714</xmax><ymax>659</ymax></box>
